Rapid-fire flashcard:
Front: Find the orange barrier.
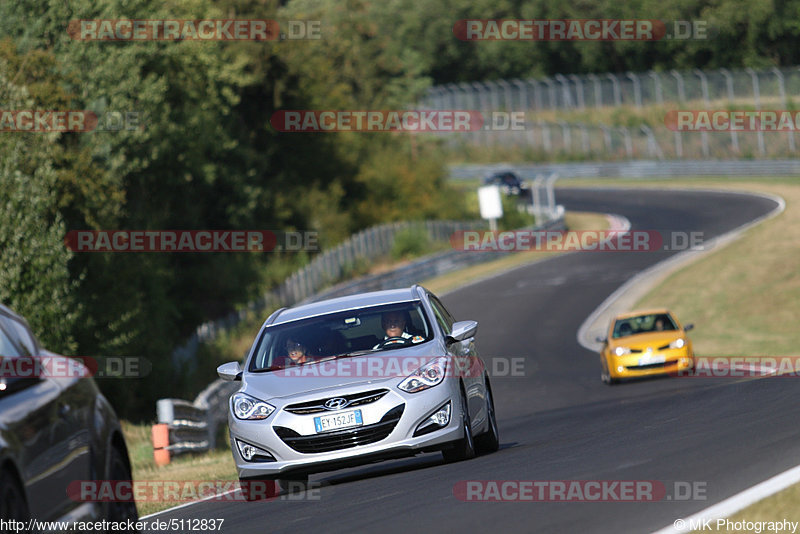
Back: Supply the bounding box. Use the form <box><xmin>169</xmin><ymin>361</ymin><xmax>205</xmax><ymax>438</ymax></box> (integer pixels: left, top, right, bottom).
<box><xmin>152</xmin><ymin>424</ymin><xmax>171</xmax><ymax>465</ymax></box>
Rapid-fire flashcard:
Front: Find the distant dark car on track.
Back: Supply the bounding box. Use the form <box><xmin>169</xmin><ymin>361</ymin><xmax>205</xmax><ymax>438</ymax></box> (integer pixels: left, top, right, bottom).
<box><xmin>483</xmin><ymin>171</ymin><xmax>524</xmax><ymax>195</ymax></box>
<box><xmin>0</xmin><ymin>304</ymin><xmax>137</xmax><ymax>525</ymax></box>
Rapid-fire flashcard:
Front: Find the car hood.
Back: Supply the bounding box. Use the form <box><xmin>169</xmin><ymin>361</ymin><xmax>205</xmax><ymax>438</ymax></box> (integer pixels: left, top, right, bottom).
<box><xmin>242</xmin><ymin>342</ymin><xmax>446</xmax><ymax>401</ymax></box>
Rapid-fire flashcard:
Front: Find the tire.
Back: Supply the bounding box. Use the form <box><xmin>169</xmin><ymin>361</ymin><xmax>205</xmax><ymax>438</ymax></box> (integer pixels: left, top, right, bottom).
<box><xmin>600</xmin><ymin>357</ymin><xmax>618</xmax><ymax>385</ymax></box>
<box><xmin>442</xmin><ymin>386</ymin><xmax>476</xmax><ymax>463</ymax></box>
<box><xmin>104</xmin><ymin>447</ymin><xmax>138</xmax><ymax>528</ymax></box>
<box><xmin>0</xmin><ymin>468</ymin><xmax>29</xmax><ymax>523</ymax></box>
<box><xmin>474</xmin><ymin>376</ymin><xmax>499</xmax><ymax>455</ymax></box>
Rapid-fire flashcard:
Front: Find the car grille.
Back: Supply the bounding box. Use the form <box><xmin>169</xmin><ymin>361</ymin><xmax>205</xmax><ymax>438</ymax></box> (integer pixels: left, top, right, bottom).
<box><xmin>284</xmin><ymin>389</ymin><xmax>389</xmax><ymax>415</ymax></box>
<box><xmin>626</xmin><ymin>360</ymin><xmax>679</xmax><ymax>371</ymax></box>
<box><xmin>274</xmin><ymin>405</ymin><xmax>404</xmax><ymax>454</ymax></box>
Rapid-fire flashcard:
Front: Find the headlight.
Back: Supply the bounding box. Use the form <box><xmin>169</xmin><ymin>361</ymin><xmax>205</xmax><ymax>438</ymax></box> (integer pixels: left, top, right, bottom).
<box><xmin>614</xmin><ymin>346</ymin><xmax>630</xmax><ymax>356</ymax></box>
<box><xmin>232</xmin><ymin>393</ymin><xmax>275</xmax><ymax>420</ymax></box>
<box><xmin>670</xmin><ymin>338</ymin><xmax>686</xmax><ymax>349</ymax></box>
<box><xmin>398</xmin><ymin>357</ymin><xmax>447</xmax><ymax>393</ymax></box>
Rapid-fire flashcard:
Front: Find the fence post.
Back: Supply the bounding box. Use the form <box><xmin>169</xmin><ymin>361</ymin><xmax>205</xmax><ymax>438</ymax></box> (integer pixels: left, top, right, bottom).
<box><xmin>773</xmin><ymin>67</ymin><xmax>795</xmax><ymax>153</ymax></box>
<box><xmin>542</xmin><ymin>77</ymin><xmax>557</xmax><ymax>109</ymax></box>
<box><xmin>621</xmin><ymin>127</ymin><xmax>633</xmax><ymax>158</ymax></box>
<box><xmin>513</xmin><ymin>79</ymin><xmax>528</xmax><ymax>110</ymax></box>
<box><xmin>570</xmin><ymin>74</ymin><xmax>586</xmax><ymax>110</ymax></box>
<box><xmin>580</xmin><ymin>124</ymin><xmax>590</xmax><ymax>154</ymax></box>
<box><xmin>558</xmin><ymin>121</ymin><xmax>572</xmax><ymax>152</ymax></box>
<box><xmin>641</xmin><ymin>125</ymin><xmax>664</xmax><ymax>160</ymax></box>
<box><xmin>719</xmin><ymin>68</ymin><xmax>739</xmax><ymax>154</ymax></box>
<box><xmin>649</xmin><ymin>71</ymin><xmax>663</xmax><ymax>105</ymax></box>
<box><xmin>626</xmin><ymin>72</ymin><xmax>642</xmax><ymax>107</ymax></box>
<box><xmin>671</xmin><ymin>70</ymin><xmax>686</xmax><ymax>102</ymax></box>
<box><xmin>540</xmin><ymin>121</ymin><xmax>552</xmax><ymax>151</ymax></box>
<box><xmin>600</xmin><ymin>124</ymin><xmax>613</xmax><ymax>152</ymax></box>
<box><xmin>588</xmin><ymin>74</ymin><xmax>602</xmax><ymax>107</ymax></box>
<box><xmin>555</xmin><ymin>74</ymin><xmax>573</xmax><ymax>109</ymax></box>
<box><xmin>746</xmin><ymin>67</ymin><xmax>766</xmax><ymax>156</ymax></box>
<box><xmin>606</xmin><ymin>73</ymin><xmax>622</xmax><ymax>106</ymax></box>
<box><xmin>694</xmin><ymin>69</ymin><xmax>710</xmax><ymax>157</ymax></box>
<box><xmin>498</xmin><ymin>79</ymin><xmax>513</xmax><ymax>111</ymax></box>
<box><xmin>530</xmin><ymin>79</ymin><xmax>543</xmax><ymax>110</ymax></box>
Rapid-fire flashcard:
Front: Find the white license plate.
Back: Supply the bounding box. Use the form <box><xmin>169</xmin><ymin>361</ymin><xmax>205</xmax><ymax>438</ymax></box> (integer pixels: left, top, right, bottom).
<box><xmin>638</xmin><ymin>354</ymin><xmax>666</xmax><ymax>366</ymax></box>
<box><xmin>314</xmin><ymin>409</ymin><xmax>363</xmax><ymax>433</ymax></box>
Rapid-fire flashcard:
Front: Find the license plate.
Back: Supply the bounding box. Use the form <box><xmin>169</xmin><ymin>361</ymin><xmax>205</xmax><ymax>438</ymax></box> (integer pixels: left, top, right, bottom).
<box><xmin>638</xmin><ymin>354</ymin><xmax>666</xmax><ymax>366</ymax></box>
<box><xmin>314</xmin><ymin>409</ymin><xmax>363</xmax><ymax>433</ymax></box>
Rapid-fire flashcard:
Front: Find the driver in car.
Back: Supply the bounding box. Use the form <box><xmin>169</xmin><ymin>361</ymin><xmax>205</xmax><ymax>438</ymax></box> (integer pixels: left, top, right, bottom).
<box><xmin>374</xmin><ymin>311</ymin><xmax>424</xmax><ymax>349</ymax></box>
<box><xmin>284</xmin><ymin>338</ymin><xmax>310</xmax><ymax>365</ymax></box>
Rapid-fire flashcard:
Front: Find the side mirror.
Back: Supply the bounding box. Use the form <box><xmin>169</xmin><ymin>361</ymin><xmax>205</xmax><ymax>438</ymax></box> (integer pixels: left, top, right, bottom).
<box><xmin>447</xmin><ymin>320</ymin><xmax>478</xmax><ymax>343</ymax></box>
<box><xmin>595</xmin><ymin>336</ymin><xmax>607</xmax><ymax>344</ymax></box>
<box><xmin>217</xmin><ymin>361</ymin><xmax>242</xmax><ymax>381</ymax></box>
<box><xmin>684</xmin><ymin>323</ymin><xmax>694</xmax><ymax>332</ymax></box>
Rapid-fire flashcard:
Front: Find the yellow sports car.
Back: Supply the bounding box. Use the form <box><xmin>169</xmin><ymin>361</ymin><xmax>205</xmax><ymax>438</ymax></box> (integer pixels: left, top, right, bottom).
<box><xmin>598</xmin><ymin>309</ymin><xmax>694</xmax><ymax>384</ymax></box>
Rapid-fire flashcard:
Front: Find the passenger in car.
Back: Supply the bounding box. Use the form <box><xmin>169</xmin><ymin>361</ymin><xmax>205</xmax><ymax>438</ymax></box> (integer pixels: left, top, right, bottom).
<box><xmin>285</xmin><ymin>338</ymin><xmax>309</xmax><ymax>364</ymax></box>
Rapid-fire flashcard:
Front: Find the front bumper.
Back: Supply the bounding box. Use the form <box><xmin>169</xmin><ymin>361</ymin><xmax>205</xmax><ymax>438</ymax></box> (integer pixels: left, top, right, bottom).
<box><xmin>229</xmin><ymin>382</ymin><xmax>463</xmax><ymax>479</ymax></box>
<box><xmin>608</xmin><ymin>349</ymin><xmax>693</xmax><ymax>379</ymax></box>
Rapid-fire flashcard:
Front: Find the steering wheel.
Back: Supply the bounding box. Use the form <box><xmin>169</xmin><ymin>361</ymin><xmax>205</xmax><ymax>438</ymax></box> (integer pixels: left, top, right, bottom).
<box><xmin>376</xmin><ymin>336</ymin><xmax>412</xmax><ymax>350</ymax></box>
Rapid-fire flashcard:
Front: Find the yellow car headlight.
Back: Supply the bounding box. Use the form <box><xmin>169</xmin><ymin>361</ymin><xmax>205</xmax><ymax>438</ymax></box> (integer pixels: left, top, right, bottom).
<box><xmin>669</xmin><ymin>338</ymin><xmax>685</xmax><ymax>349</ymax></box>
<box><xmin>614</xmin><ymin>346</ymin><xmax>630</xmax><ymax>356</ymax></box>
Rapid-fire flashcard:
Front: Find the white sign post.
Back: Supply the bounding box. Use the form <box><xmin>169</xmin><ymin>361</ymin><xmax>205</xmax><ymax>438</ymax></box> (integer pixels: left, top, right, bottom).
<box><xmin>478</xmin><ymin>185</ymin><xmax>503</xmax><ymax>232</ymax></box>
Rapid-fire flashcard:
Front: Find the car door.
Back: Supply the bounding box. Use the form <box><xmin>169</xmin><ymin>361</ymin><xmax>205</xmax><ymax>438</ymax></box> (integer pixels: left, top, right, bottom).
<box><xmin>2</xmin><ymin>315</ymin><xmax>92</xmax><ymax>521</ymax></box>
<box><xmin>428</xmin><ymin>295</ymin><xmax>485</xmax><ymax>425</ymax></box>
<box><xmin>0</xmin><ymin>315</ymin><xmax>65</xmax><ymax>521</ymax></box>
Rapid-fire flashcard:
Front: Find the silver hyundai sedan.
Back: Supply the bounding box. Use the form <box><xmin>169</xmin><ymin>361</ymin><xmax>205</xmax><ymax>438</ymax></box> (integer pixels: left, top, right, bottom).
<box><xmin>217</xmin><ymin>285</ymin><xmax>499</xmax><ymax>493</ymax></box>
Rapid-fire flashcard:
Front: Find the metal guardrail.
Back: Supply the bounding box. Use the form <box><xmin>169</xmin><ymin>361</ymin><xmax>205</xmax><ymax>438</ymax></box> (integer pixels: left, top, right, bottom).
<box><xmin>306</xmin><ymin>212</ymin><xmax>566</xmax><ymax>304</ymax></box>
<box><xmin>152</xmin><ymin>379</ymin><xmax>241</xmax><ymax>463</ymax></box>
<box><xmin>450</xmin><ymin>160</ymin><xmax>800</xmax><ymax>179</ymax></box>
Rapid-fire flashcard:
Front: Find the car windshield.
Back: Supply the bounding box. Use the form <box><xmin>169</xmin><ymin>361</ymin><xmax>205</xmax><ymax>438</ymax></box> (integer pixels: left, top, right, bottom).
<box><xmin>612</xmin><ymin>313</ymin><xmax>678</xmax><ymax>339</ymax></box>
<box><xmin>248</xmin><ymin>301</ymin><xmax>433</xmax><ymax>372</ymax></box>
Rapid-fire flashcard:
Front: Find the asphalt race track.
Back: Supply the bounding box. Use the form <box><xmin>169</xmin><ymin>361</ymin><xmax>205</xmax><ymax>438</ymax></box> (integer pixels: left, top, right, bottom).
<box><xmin>147</xmin><ymin>188</ymin><xmax>787</xmax><ymax>533</ymax></box>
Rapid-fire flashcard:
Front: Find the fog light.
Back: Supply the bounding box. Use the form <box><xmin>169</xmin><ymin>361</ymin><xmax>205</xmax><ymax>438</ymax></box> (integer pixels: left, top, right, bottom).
<box><xmin>617</xmin><ymin>366</ymin><xmax>624</xmax><ymax>373</ymax></box>
<box><xmin>414</xmin><ymin>401</ymin><xmax>452</xmax><ymax>437</ymax></box>
<box><xmin>430</xmin><ymin>402</ymin><xmax>451</xmax><ymax>426</ymax></box>
<box><xmin>236</xmin><ymin>439</ymin><xmax>274</xmax><ymax>462</ymax></box>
